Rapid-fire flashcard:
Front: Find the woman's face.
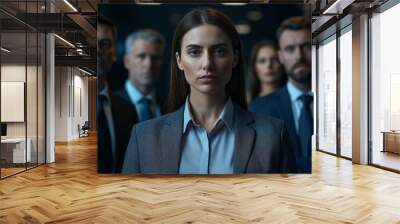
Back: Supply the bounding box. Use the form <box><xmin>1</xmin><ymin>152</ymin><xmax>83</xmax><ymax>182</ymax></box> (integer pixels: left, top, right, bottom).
<box><xmin>176</xmin><ymin>24</ymin><xmax>238</xmax><ymax>96</ymax></box>
<box><xmin>254</xmin><ymin>46</ymin><xmax>282</xmax><ymax>84</ymax></box>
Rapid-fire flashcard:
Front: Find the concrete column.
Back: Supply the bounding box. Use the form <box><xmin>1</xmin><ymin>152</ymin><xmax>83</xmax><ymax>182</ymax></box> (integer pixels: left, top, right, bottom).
<box><xmin>352</xmin><ymin>14</ymin><xmax>369</xmax><ymax>164</ymax></box>
<box><xmin>46</xmin><ymin>1</ymin><xmax>55</xmax><ymax>163</ymax></box>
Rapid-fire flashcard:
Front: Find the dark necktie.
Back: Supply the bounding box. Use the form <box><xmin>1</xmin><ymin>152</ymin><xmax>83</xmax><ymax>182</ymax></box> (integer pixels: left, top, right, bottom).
<box><xmin>139</xmin><ymin>97</ymin><xmax>154</xmax><ymax>121</ymax></box>
<box><xmin>298</xmin><ymin>95</ymin><xmax>313</xmax><ymax>157</ymax></box>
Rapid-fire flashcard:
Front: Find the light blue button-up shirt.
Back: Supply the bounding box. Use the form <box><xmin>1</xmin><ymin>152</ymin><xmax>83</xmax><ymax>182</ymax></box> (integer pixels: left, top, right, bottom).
<box><xmin>124</xmin><ymin>81</ymin><xmax>161</xmax><ymax>121</ymax></box>
<box><xmin>286</xmin><ymin>82</ymin><xmax>313</xmax><ymax>133</ymax></box>
<box><xmin>179</xmin><ymin>97</ymin><xmax>236</xmax><ymax>174</ymax></box>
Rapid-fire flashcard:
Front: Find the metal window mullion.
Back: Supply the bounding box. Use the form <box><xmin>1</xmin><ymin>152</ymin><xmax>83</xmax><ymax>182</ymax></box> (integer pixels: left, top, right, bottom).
<box><xmin>337</xmin><ymin>28</ymin><xmax>341</xmax><ymax>157</ymax></box>
<box><xmin>367</xmin><ymin>11</ymin><xmax>373</xmax><ymax>166</ymax></box>
<box><xmin>316</xmin><ymin>44</ymin><xmax>320</xmax><ymax>151</ymax></box>
<box><xmin>0</xmin><ymin>21</ymin><xmax>2</xmax><ymax>179</ymax></box>
<box><xmin>25</xmin><ymin>0</ymin><xmax>28</xmax><ymax>171</ymax></box>
<box><xmin>36</xmin><ymin>0</ymin><xmax>39</xmax><ymax>167</ymax></box>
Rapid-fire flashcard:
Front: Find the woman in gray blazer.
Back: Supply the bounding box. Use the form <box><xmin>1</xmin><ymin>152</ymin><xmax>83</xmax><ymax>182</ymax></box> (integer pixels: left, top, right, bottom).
<box><xmin>122</xmin><ymin>8</ymin><xmax>297</xmax><ymax>174</ymax></box>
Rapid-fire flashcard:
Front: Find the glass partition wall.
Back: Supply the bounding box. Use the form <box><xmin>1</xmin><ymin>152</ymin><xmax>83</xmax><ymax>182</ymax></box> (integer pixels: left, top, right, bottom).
<box><xmin>316</xmin><ymin>25</ymin><xmax>353</xmax><ymax>159</ymax></box>
<box><xmin>317</xmin><ymin>35</ymin><xmax>337</xmax><ymax>155</ymax></box>
<box><xmin>339</xmin><ymin>26</ymin><xmax>352</xmax><ymax>159</ymax></box>
<box><xmin>316</xmin><ymin>0</ymin><xmax>400</xmax><ymax>172</ymax></box>
<box><xmin>370</xmin><ymin>2</ymin><xmax>400</xmax><ymax>171</ymax></box>
<box><xmin>0</xmin><ymin>1</ymin><xmax>46</xmax><ymax>179</ymax></box>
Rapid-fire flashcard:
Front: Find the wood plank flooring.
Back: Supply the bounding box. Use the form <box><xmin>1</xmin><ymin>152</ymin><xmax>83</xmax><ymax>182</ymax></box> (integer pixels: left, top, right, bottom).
<box><xmin>372</xmin><ymin>151</ymin><xmax>400</xmax><ymax>171</ymax></box>
<box><xmin>0</xmin><ymin>135</ymin><xmax>400</xmax><ymax>223</ymax></box>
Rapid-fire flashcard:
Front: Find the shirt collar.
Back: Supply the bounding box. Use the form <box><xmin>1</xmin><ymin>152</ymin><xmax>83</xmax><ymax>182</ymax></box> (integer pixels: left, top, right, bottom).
<box><xmin>99</xmin><ymin>86</ymin><xmax>110</xmax><ymax>101</ymax></box>
<box><xmin>183</xmin><ymin>97</ymin><xmax>234</xmax><ymax>133</ymax></box>
<box><xmin>124</xmin><ymin>80</ymin><xmax>154</xmax><ymax>104</ymax></box>
<box><xmin>286</xmin><ymin>81</ymin><xmax>313</xmax><ymax>103</ymax></box>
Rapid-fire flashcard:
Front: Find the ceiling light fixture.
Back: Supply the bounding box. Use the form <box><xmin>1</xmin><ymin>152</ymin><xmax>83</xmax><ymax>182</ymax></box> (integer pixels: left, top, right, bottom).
<box><xmin>247</xmin><ymin>11</ymin><xmax>263</xmax><ymax>21</ymax></box>
<box><xmin>135</xmin><ymin>0</ymin><xmax>163</xmax><ymax>5</ymax></box>
<box><xmin>222</xmin><ymin>3</ymin><xmax>247</xmax><ymax>6</ymax></box>
<box><xmin>322</xmin><ymin>0</ymin><xmax>354</xmax><ymax>15</ymax></box>
<box><xmin>78</xmin><ymin>67</ymin><xmax>92</xmax><ymax>76</ymax></box>
<box><xmin>1</xmin><ymin>47</ymin><xmax>11</xmax><ymax>53</ymax></box>
<box><xmin>54</xmin><ymin>34</ymin><xmax>75</xmax><ymax>48</ymax></box>
<box><xmin>63</xmin><ymin>0</ymin><xmax>78</xmax><ymax>12</ymax></box>
<box><xmin>235</xmin><ymin>24</ymin><xmax>251</xmax><ymax>35</ymax></box>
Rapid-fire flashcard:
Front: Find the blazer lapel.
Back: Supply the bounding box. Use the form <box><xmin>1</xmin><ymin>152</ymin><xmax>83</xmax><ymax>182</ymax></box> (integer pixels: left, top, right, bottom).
<box><xmin>160</xmin><ymin>106</ymin><xmax>184</xmax><ymax>173</ymax></box>
<box><xmin>119</xmin><ymin>88</ymin><xmax>130</xmax><ymax>102</ymax></box>
<box><xmin>279</xmin><ymin>87</ymin><xmax>300</xmax><ymax>155</ymax></box>
<box><xmin>233</xmin><ymin>105</ymin><xmax>256</xmax><ymax>174</ymax></box>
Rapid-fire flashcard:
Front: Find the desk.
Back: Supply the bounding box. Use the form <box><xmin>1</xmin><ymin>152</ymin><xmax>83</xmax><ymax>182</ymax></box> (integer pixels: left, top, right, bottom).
<box><xmin>381</xmin><ymin>131</ymin><xmax>400</xmax><ymax>154</ymax></box>
<box><xmin>1</xmin><ymin>138</ymin><xmax>31</xmax><ymax>163</ymax></box>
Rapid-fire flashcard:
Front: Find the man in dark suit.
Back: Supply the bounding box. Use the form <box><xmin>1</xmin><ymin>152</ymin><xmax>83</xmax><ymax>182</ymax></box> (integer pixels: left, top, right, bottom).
<box><xmin>97</xmin><ymin>16</ymin><xmax>137</xmax><ymax>173</ymax></box>
<box><xmin>249</xmin><ymin>17</ymin><xmax>313</xmax><ymax>173</ymax></box>
<box><xmin>117</xmin><ymin>29</ymin><xmax>165</xmax><ymax>121</ymax></box>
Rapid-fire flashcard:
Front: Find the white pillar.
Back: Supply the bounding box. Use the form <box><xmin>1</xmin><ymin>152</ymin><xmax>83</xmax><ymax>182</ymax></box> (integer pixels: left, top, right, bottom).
<box><xmin>46</xmin><ymin>1</ymin><xmax>55</xmax><ymax>163</ymax></box>
<box><xmin>46</xmin><ymin>33</ymin><xmax>55</xmax><ymax>163</ymax></box>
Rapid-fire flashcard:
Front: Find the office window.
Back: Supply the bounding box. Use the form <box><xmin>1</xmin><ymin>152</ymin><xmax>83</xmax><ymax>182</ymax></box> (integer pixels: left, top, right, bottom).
<box><xmin>317</xmin><ymin>35</ymin><xmax>337</xmax><ymax>154</ymax></box>
<box><xmin>371</xmin><ymin>3</ymin><xmax>400</xmax><ymax>171</ymax></box>
<box><xmin>0</xmin><ymin>1</ymin><xmax>46</xmax><ymax>179</ymax></box>
<box><xmin>339</xmin><ymin>27</ymin><xmax>352</xmax><ymax>158</ymax></box>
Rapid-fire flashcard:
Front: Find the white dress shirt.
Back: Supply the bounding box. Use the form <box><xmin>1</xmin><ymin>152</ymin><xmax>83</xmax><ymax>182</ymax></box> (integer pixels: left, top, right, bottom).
<box><xmin>124</xmin><ymin>80</ymin><xmax>161</xmax><ymax>121</ymax></box>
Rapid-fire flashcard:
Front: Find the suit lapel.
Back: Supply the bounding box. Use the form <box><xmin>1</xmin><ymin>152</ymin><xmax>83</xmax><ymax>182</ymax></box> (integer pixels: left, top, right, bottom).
<box><xmin>233</xmin><ymin>105</ymin><xmax>256</xmax><ymax>174</ymax></box>
<box><xmin>160</xmin><ymin>106</ymin><xmax>184</xmax><ymax>173</ymax></box>
<box><xmin>119</xmin><ymin>88</ymin><xmax>130</xmax><ymax>102</ymax></box>
<box><xmin>279</xmin><ymin>87</ymin><xmax>300</xmax><ymax>155</ymax></box>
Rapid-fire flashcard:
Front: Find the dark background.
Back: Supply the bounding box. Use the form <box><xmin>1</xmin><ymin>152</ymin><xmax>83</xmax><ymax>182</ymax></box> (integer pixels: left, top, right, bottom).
<box><xmin>99</xmin><ymin>3</ymin><xmax>306</xmax><ymax>105</ymax></box>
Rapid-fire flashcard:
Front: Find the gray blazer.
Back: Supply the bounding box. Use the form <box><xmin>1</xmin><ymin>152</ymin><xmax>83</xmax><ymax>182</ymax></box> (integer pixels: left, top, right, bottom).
<box><xmin>122</xmin><ymin>103</ymin><xmax>297</xmax><ymax>174</ymax></box>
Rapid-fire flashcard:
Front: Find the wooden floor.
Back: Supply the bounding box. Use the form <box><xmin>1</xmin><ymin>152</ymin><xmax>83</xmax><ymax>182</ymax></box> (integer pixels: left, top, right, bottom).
<box><xmin>372</xmin><ymin>150</ymin><xmax>400</xmax><ymax>171</ymax></box>
<box><xmin>1</xmin><ymin>163</ymin><xmax>44</xmax><ymax>178</ymax></box>
<box><xmin>1</xmin><ymin>167</ymin><xmax>26</xmax><ymax>178</ymax></box>
<box><xmin>1</xmin><ymin>135</ymin><xmax>400</xmax><ymax>223</ymax></box>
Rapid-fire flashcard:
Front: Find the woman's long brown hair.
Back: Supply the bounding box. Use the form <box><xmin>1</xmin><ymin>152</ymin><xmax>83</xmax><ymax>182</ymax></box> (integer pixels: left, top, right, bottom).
<box><xmin>166</xmin><ymin>8</ymin><xmax>246</xmax><ymax>113</ymax></box>
<box><xmin>248</xmin><ymin>40</ymin><xmax>285</xmax><ymax>101</ymax></box>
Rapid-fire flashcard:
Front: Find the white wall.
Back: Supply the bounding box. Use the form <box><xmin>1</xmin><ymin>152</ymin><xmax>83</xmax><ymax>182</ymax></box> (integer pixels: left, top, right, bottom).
<box><xmin>54</xmin><ymin>67</ymin><xmax>89</xmax><ymax>141</ymax></box>
<box><xmin>1</xmin><ymin>65</ymin><xmax>37</xmax><ymax>138</ymax></box>
<box><xmin>55</xmin><ymin>66</ymin><xmax>69</xmax><ymax>141</ymax></box>
<box><xmin>1</xmin><ymin>63</ymin><xmax>46</xmax><ymax>164</ymax></box>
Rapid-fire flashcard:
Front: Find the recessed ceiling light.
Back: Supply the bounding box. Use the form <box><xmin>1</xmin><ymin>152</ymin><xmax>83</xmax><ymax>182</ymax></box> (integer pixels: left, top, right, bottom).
<box><xmin>247</xmin><ymin>11</ymin><xmax>263</xmax><ymax>21</ymax></box>
<box><xmin>235</xmin><ymin>24</ymin><xmax>251</xmax><ymax>35</ymax></box>
<box><xmin>135</xmin><ymin>0</ymin><xmax>163</xmax><ymax>5</ymax></box>
<box><xmin>222</xmin><ymin>3</ymin><xmax>247</xmax><ymax>6</ymax></box>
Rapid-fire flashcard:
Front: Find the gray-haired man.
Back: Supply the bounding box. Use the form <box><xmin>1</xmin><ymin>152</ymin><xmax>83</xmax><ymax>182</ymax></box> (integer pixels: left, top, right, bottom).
<box><xmin>117</xmin><ymin>29</ymin><xmax>165</xmax><ymax>122</ymax></box>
